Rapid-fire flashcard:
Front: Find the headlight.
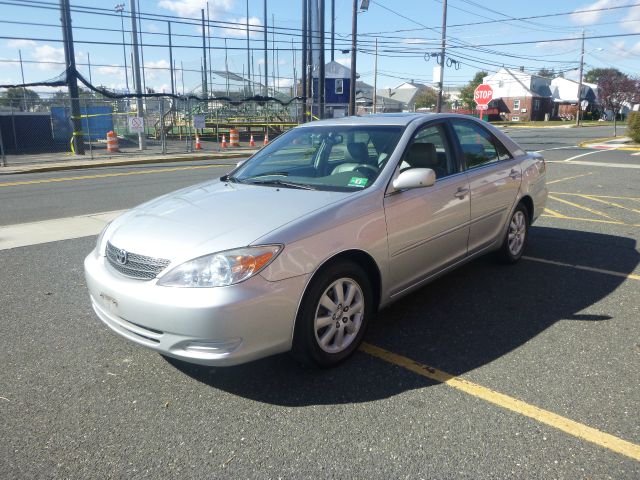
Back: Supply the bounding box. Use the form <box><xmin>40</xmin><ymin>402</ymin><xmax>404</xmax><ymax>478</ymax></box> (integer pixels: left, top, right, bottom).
<box><xmin>94</xmin><ymin>222</ymin><xmax>111</xmax><ymax>259</ymax></box>
<box><xmin>157</xmin><ymin>245</ymin><xmax>282</xmax><ymax>288</ymax></box>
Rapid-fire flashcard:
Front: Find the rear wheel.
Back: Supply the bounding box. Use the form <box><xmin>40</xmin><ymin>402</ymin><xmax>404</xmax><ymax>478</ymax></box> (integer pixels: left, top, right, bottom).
<box><xmin>498</xmin><ymin>203</ymin><xmax>529</xmax><ymax>264</ymax></box>
<box><xmin>291</xmin><ymin>261</ymin><xmax>372</xmax><ymax>368</ymax></box>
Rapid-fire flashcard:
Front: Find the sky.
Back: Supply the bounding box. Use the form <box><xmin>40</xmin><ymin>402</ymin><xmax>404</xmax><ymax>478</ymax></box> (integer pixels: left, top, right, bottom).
<box><xmin>1</xmin><ymin>0</ymin><xmax>640</xmax><ymax>97</ymax></box>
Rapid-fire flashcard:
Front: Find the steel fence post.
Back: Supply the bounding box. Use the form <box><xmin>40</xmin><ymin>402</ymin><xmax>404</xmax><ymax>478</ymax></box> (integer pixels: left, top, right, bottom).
<box><xmin>160</xmin><ymin>97</ymin><xmax>166</xmax><ymax>154</ymax></box>
<box><xmin>0</xmin><ymin>126</ymin><xmax>6</xmax><ymax>167</ymax></box>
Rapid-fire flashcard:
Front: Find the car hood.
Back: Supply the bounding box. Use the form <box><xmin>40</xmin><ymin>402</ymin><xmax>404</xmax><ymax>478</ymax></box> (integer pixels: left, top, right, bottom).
<box><xmin>106</xmin><ymin>179</ymin><xmax>351</xmax><ymax>262</ymax></box>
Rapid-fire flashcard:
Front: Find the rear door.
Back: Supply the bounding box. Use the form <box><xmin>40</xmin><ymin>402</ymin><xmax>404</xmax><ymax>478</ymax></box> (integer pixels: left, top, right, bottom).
<box><xmin>449</xmin><ymin>119</ymin><xmax>522</xmax><ymax>255</ymax></box>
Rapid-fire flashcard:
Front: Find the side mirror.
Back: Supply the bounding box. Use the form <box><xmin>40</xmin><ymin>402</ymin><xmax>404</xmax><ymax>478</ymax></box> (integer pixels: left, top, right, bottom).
<box><xmin>392</xmin><ymin>168</ymin><xmax>436</xmax><ymax>190</ymax></box>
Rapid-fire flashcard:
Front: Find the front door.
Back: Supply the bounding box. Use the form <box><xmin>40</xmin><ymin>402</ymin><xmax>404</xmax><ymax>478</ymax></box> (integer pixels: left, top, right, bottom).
<box><xmin>384</xmin><ymin>122</ymin><xmax>470</xmax><ymax>297</ymax></box>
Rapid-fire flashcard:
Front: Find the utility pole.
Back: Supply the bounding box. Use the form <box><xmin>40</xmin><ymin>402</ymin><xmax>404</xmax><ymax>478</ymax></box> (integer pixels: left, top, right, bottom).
<box><xmin>87</xmin><ymin>52</ymin><xmax>92</xmax><ymax>83</ymax></box>
<box><xmin>302</xmin><ymin>0</ymin><xmax>308</xmax><ymax>122</ymax></box>
<box><xmin>264</xmin><ymin>0</ymin><xmax>268</xmax><ymax>96</ymax></box>
<box><xmin>115</xmin><ymin>4</ymin><xmax>130</xmax><ymax>92</ymax></box>
<box><xmin>576</xmin><ymin>29</ymin><xmax>585</xmax><ymax>126</ymax></box>
<box><xmin>207</xmin><ymin>2</ymin><xmax>213</xmax><ymax>93</ymax></box>
<box><xmin>319</xmin><ymin>0</ymin><xmax>325</xmax><ymax>119</ymax></box>
<box><xmin>18</xmin><ymin>50</ymin><xmax>27</xmax><ymax>111</ymax></box>
<box><xmin>137</xmin><ymin>0</ymin><xmax>146</xmax><ymax>93</ymax></box>
<box><xmin>246</xmin><ymin>0</ymin><xmax>251</xmax><ymax>96</ymax></box>
<box><xmin>129</xmin><ymin>0</ymin><xmax>145</xmax><ymax>149</ymax></box>
<box><xmin>168</xmin><ymin>21</ymin><xmax>175</xmax><ymax>96</ymax></box>
<box><xmin>373</xmin><ymin>38</ymin><xmax>378</xmax><ymax>114</ymax></box>
<box><xmin>349</xmin><ymin>0</ymin><xmax>357</xmax><ymax>116</ymax></box>
<box><xmin>331</xmin><ymin>0</ymin><xmax>335</xmax><ymax>62</ymax></box>
<box><xmin>201</xmin><ymin>9</ymin><xmax>208</xmax><ymax>103</ymax></box>
<box><xmin>436</xmin><ymin>0</ymin><xmax>447</xmax><ymax>113</ymax></box>
<box><xmin>59</xmin><ymin>0</ymin><xmax>85</xmax><ymax>154</ymax></box>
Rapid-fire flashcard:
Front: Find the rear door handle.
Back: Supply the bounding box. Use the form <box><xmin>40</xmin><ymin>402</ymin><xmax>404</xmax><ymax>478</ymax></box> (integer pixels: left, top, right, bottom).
<box><xmin>454</xmin><ymin>187</ymin><xmax>469</xmax><ymax>199</ymax></box>
<box><xmin>509</xmin><ymin>169</ymin><xmax>521</xmax><ymax>180</ymax></box>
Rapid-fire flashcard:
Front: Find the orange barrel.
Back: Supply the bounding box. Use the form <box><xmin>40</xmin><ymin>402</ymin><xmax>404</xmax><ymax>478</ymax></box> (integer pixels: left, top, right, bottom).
<box><xmin>229</xmin><ymin>128</ymin><xmax>240</xmax><ymax>147</ymax></box>
<box><xmin>106</xmin><ymin>131</ymin><xmax>120</xmax><ymax>153</ymax></box>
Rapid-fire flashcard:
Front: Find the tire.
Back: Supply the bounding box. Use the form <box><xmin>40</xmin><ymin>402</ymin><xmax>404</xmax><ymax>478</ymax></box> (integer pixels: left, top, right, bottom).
<box><xmin>291</xmin><ymin>261</ymin><xmax>372</xmax><ymax>368</ymax></box>
<box><xmin>498</xmin><ymin>203</ymin><xmax>529</xmax><ymax>264</ymax></box>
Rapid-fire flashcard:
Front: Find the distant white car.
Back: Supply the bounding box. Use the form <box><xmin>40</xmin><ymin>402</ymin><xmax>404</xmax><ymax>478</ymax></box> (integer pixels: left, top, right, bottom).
<box><xmin>84</xmin><ymin>113</ymin><xmax>547</xmax><ymax>368</ymax></box>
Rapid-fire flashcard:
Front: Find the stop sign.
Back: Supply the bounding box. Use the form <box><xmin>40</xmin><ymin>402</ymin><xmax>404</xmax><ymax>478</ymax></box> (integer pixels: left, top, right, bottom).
<box><xmin>474</xmin><ymin>84</ymin><xmax>493</xmax><ymax>107</ymax></box>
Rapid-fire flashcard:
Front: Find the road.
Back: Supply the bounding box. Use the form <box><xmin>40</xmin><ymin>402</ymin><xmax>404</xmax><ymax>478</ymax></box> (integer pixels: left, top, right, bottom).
<box><xmin>1</xmin><ymin>126</ymin><xmax>639</xmax><ymax>479</ymax></box>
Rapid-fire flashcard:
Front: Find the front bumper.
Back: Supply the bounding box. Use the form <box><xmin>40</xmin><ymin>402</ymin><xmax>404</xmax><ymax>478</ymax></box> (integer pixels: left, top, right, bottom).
<box><xmin>84</xmin><ymin>252</ymin><xmax>309</xmax><ymax>366</ymax></box>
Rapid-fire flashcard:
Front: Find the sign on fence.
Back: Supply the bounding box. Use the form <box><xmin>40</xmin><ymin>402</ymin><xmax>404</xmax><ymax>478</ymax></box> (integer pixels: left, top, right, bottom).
<box><xmin>128</xmin><ymin>116</ymin><xmax>145</xmax><ymax>133</ymax></box>
<box><xmin>193</xmin><ymin>114</ymin><xmax>205</xmax><ymax>129</ymax></box>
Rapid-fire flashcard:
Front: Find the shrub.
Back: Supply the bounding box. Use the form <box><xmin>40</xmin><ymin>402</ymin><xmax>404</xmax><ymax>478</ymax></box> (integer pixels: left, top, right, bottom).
<box><xmin>627</xmin><ymin>111</ymin><xmax>640</xmax><ymax>143</ymax></box>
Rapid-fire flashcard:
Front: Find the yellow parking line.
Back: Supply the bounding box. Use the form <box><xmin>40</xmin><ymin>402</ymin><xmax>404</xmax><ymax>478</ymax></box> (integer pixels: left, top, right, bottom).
<box><xmin>548</xmin><ymin>195</ymin><xmax>622</xmax><ymax>222</ymax></box>
<box><xmin>523</xmin><ymin>256</ymin><xmax>640</xmax><ymax>281</ymax></box>
<box><xmin>580</xmin><ymin>195</ymin><xmax>640</xmax><ymax>214</ymax></box>
<box><xmin>547</xmin><ymin>173</ymin><xmax>593</xmax><ymax>185</ymax></box>
<box><xmin>360</xmin><ymin>343</ymin><xmax>640</xmax><ymax>461</ymax></box>
<box><xmin>0</xmin><ymin>164</ymin><xmax>232</xmax><ymax>188</ymax></box>
<box><xmin>542</xmin><ymin>207</ymin><xmax>568</xmax><ymax>218</ymax></box>
<box><xmin>540</xmin><ymin>214</ymin><xmax>638</xmax><ymax>227</ymax></box>
<box><xmin>551</xmin><ymin>192</ymin><xmax>640</xmax><ymax>202</ymax></box>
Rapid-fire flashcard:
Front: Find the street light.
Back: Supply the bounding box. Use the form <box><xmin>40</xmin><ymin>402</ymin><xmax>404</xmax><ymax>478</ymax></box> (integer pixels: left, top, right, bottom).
<box><xmin>348</xmin><ymin>0</ymin><xmax>369</xmax><ymax>116</ymax></box>
<box><xmin>115</xmin><ymin>3</ymin><xmax>130</xmax><ymax>92</ymax></box>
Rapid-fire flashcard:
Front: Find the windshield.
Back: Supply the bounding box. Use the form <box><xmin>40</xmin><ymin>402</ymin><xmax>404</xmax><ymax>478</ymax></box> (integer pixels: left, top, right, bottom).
<box><xmin>232</xmin><ymin>125</ymin><xmax>404</xmax><ymax>192</ymax></box>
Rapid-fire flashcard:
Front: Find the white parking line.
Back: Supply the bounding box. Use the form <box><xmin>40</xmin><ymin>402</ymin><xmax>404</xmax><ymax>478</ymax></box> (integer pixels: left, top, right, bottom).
<box><xmin>547</xmin><ymin>160</ymin><xmax>640</xmax><ymax>169</ymax></box>
<box><xmin>532</xmin><ymin>146</ymin><xmax>579</xmax><ymax>153</ymax></box>
<box><xmin>0</xmin><ymin>211</ymin><xmax>125</xmax><ymax>251</ymax></box>
<box><xmin>563</xmin><ymin>150</ymin><xmax>602</xmax><ymax>162</ymax></box>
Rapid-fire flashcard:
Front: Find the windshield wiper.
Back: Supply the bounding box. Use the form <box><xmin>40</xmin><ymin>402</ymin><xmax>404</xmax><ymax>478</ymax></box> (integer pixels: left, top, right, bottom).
<box><xmin>248</xmin><ymin>179</ymin><xmax>316</xmax><ymax>190</ymax></box>
<box><xmin>244</xmin><ymin>171</ymin><xmax>289</xmax><ymax>179</ymax></box>
<box><xmin>220</xmin><ymin>174</ymin><xmax>242</xmax><ymax>183</ymax></box>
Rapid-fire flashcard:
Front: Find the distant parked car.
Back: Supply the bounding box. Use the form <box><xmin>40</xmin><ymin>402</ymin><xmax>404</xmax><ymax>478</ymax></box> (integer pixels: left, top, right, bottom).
<box><xmin>84</xmin><ymin>113</ymin><xmax>547</xmax><ymax>368</ymax></box>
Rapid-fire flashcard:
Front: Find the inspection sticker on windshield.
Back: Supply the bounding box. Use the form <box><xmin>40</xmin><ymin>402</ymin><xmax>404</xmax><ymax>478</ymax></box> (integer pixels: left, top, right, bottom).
<box><xmin>348</xmin><ymin>177</ymin><xmax>368</xmax><ymax>188</ymax></box>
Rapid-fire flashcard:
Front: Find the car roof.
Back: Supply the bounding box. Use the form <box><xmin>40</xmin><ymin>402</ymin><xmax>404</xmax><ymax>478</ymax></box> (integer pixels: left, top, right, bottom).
<box><xmin>296</xmin><ymin>112</ymin><xmax>484</xmax><ymax>128</ymax></box>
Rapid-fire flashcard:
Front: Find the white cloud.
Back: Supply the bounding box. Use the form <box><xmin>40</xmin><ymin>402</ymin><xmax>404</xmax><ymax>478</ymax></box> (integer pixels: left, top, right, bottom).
<box><xmin>97</xmin><ymin>65</ymin><xmax>126</xmax><ymax>78</ymax></box>
<box><xmin>223</xmin><ymin>17</ymin><xmax>262</xmax><ymax>38</ymax></box>
<box><xmin>158</xmin><ymin>0</ymin><xmax>232</xmax><ymax>18</ymax></box>
<box><xmin>144</xmin><ymin>60</ymin><xmax>170</xmax><ymax>81</ymax></box>
<box><xmin>335</xmin><ymin>56</ymin><xmax>351</xmax><ymax>68</ymax></box>
<box><xmin>7</xmin><ymin>39</ymin><xmax>37</xmax><ymax>49</ymax></box>
<box><xmin>402</xmin><ymin>38</ymin><xmax>436</xmax><ymax>45</ymax></box>
<box><xmin>622</xmin><ymin>5</ymin><xmax>640</xmax><ymax>33</ymax></box>
<box><xmin>31</xmin><ymin>44</ymin><xmax>65</xmax><ymax>70</ymax></box>
<box><xmin>570</xmin><ymin>0</ymin><xmax>623</xmax><ymax>25</ymax></box>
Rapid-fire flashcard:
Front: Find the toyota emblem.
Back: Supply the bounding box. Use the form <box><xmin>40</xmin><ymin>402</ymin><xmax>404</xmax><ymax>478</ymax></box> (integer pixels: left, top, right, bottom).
<box><xmin>116</xmin><ymin>249</ymin><xmax>128</xmax><ymax>265</ymax></box>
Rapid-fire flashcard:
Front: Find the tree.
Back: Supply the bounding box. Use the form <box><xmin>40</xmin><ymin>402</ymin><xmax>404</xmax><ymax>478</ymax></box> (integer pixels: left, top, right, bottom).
<box><xmin>584</xmin><ymin>68</ymin><xmax>619</xmax><ymax>85</ymax></box>
<box><xmin>537</xmin><ymin>68</ymin><xmax>557</xmax><ymax>78</ymax></box>
<box><xmin>414</xmin><ymin>88</ymin><xmax>439</xmax><ymax>109</ymax></box>
<box><xmin>0</xmin><ymin>87</ymin><xmax>40</xmax><ymax>110</ymax></box>
<box><xmin>459</xmin><ymin>71</ymin><xmax>488</xmax><ymax>108</ymax></box>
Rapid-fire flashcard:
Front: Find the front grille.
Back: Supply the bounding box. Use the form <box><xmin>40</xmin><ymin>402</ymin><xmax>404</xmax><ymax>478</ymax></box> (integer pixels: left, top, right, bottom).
<box><xmin>105</xmin><ymin>241</ymin><xmax>171</xmax><ymax>280</ymax></box>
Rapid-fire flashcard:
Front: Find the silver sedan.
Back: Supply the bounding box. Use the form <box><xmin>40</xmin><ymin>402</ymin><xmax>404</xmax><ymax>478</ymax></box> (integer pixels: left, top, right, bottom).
<box><xmin>84</xmin><ymin>113</ymin><xmax>547</xmax><ymax>367</ymax></box>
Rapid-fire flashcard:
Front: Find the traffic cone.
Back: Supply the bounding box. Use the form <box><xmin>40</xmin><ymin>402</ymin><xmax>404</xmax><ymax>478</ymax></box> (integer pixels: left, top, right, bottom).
<box><xmin>249</xmin><ymin>134</ymin><xmax>256</xmax><ymax>147</ymax></box>
<box><xmin>221</xmin><ymin>134</ymin><xmax>227</xmax><ymax>148</ymax></box>
<box><xmin>195</xmin><ymin>135</ymin><xmax>202</xmax><ymax>150</ymax></box>
<box><xmin>263</xmin><ymin>132</ymin><xmax>269</xmax><ymax>146</ymax></box>
<box><xmin>106</xmin><ymin>130</ymin><xmax>120</xmax><ymax>153</ymax></box>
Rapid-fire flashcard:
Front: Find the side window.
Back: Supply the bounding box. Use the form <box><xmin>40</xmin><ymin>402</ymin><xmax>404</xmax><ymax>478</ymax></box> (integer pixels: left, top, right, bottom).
<box><xmin>400</xmin><ymin>124</ymin><xmax>454</xmax><ymax>179</ymax></box>
<box><xmin>451</xmin><ymin>121</ymin><xmax>500</xmax><ymax>169</ymax></box>
<box><xmin>495</xmin><ymin>139</ymin><xmax>512</xmax><ymax>161</ymax></box>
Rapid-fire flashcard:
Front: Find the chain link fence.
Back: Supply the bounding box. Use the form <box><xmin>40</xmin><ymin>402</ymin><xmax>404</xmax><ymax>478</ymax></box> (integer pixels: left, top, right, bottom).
<box><xmin>0</xmin><ymin>95</ymin><xmax>302</xmax><ymax>167</ymax></box>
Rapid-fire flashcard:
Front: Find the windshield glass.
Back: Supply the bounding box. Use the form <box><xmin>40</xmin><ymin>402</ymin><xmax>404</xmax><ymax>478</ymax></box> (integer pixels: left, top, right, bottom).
<box><xmin>233</xmin><ymin>125</ymin><xmax>404</xmax><ymax>192</ymax></box>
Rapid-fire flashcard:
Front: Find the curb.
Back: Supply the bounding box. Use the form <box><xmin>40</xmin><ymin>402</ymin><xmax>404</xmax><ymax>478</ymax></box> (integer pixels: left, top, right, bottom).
<box><xmin>578</xmin><ymin>137</ymin><xmax>640</xmax><ymax>151</ymax></box>
<box><xmin>0</xmin><ymin>150</ymin><xmax>257</xmax><ymax>175</ymax></box>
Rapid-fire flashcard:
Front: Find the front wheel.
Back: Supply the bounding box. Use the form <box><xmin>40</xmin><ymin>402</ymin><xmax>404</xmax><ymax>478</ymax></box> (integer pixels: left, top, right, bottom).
<box><xmin>291</xmin><ymin>261</ymin><xmax>372</xmax><ymax>368</ymax></box>
<box><xmin>498</xmin><ymin>203</ymin><xmax>529</xmax><ymax>264</ymax></box>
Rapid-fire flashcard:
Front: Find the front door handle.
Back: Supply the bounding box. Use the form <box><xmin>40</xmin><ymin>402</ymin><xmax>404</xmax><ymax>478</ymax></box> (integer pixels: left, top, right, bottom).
<box><xmin>454</xmin><ymin>187</ymin><xmax>469</xmax><ymax>199</ymax></box>
<box><xmin>509</xmin><ymin>169</ymin><xmax>521</xmax><ymax>180</ymax></box>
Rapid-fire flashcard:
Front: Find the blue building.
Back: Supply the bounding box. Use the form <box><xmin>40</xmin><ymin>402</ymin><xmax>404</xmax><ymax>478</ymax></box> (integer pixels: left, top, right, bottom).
<box><xmin>312</xmin><ymin>61</ymin><xmax>351</xmax><ymax>118</ymax></box>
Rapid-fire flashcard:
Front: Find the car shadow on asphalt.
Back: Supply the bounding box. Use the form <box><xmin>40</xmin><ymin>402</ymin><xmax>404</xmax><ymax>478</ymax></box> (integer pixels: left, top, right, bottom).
<box><xmin>165</xmin><ymin>226</ymin><xmax>639</xmax><ymax>406</ymax></box>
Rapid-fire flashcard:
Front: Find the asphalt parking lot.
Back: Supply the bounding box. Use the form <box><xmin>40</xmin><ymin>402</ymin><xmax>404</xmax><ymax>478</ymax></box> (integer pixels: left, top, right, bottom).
<box><xmin>0</xmin><ymin>136</ymin><xmax>639</xmax><ymax>478</ymax></box>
